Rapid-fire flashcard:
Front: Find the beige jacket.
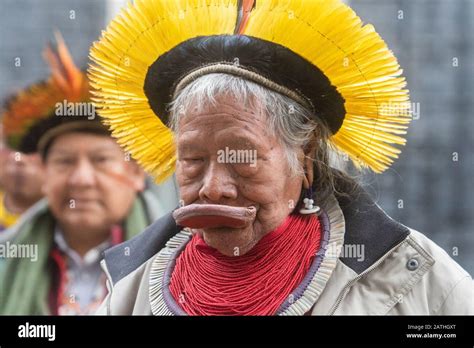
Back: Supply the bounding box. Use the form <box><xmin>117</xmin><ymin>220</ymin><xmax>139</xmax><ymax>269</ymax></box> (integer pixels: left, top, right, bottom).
<box><xmin>97</xmin><ymin>187</ymin><xmax>473</xmax><ymax>315</ymax></box>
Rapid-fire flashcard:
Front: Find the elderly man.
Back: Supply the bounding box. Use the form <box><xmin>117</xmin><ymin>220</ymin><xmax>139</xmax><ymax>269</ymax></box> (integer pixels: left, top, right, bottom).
<box><xmin>0</xmin><ymin>34</ymin><xmax>177</xmax><ymax>315</ymax></box>
<box><xmin>89</xmin><ymin>0</ymin><xmax>472</xmax><ymax>315</ymax></box>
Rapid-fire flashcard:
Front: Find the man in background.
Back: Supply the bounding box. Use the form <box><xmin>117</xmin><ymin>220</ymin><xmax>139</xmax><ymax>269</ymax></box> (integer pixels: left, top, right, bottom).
<box><xmin>0</xmin><ymin>33</ymin><xmax>177</xmax><ymax>314</ymax></box>
<box><xmin>0</xmin><ymin>128</ymin><xmax>44</xmax><ymax>232</ymax></box>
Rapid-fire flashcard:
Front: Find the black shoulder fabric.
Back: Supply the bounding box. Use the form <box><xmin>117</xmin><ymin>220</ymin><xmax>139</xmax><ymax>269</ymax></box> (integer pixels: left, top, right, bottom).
<box><xmin>144</xmin><ymin>34</ymin><xmax>346</xmax><ymax>134</ymax></box>
<box><xmin>103</xmin><ymin>212</ymin><xmax>180</xmax><ymax>285</ymax></box>
<box><xmin>335</xmin><ymin>179</ymin><xmax>410</xmax><ymax>274</ymax></box>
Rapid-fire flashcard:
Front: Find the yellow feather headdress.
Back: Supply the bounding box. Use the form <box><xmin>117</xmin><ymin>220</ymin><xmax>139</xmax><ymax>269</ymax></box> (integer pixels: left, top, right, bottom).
<box><xmin>89</xmin><ymin>0</ymin><xmax>411</xmax><ymax>182</ymax></box>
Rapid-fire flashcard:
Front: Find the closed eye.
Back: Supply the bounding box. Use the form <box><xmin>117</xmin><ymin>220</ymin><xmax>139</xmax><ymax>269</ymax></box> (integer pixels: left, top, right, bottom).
<box><xmin>183</xmin><ymin>158</ymin><xmax>204</xmax><ymax>162</ymax></box>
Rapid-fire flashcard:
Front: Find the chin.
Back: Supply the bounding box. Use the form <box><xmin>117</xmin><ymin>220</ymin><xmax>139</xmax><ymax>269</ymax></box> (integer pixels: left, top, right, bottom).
<box><xmin>63</xmin><ymin>213</ymin><xmax>105</xmax><ymax>231</ymax></box>
<box><xmin>201</xmin><ymin>227</ymin><xmax>257</xmax><ymax>257</ymax></box>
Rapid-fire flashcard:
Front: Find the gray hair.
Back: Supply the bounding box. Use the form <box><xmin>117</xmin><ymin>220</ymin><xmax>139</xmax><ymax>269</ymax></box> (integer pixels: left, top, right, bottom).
<box><xmin>168</xmin><ymin>73</ymin><xmax>354</xmax><ymax>206</ymax></box>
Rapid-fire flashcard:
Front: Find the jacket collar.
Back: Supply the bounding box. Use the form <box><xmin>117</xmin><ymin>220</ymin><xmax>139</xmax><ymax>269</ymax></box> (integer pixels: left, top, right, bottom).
<box><xmin>335</xmin><ymin>183</ymin><xmax>410</xmax><ymax>274</ymax></box>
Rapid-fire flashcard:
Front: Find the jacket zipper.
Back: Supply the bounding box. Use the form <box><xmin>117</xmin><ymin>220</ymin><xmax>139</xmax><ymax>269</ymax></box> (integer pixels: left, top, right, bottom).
<box><xmin>328</xmin><ymin>237</ymin><xmax>408</xmax><ymax>315</ymax></box>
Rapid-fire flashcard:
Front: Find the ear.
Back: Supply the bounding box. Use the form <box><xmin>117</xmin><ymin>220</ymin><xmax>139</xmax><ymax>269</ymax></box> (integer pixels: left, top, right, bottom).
<box><xmin>41</xmin><ymin>183</ymin><xmax>48</xmax><ymax>196</ymax></box>
<box><xmin>302</xmin><ymin>134</ymin><xmax>318</xmax><ymax>189</ymax></box>
<box><xmin>127</xmin><ymin>160</ymin><xmax>146</xmax><ymax>192</ymax></box>
<box><xmin>40</xmin><ymin>161</ymin><xmax>49</xmax><ymax>195</ymax></box>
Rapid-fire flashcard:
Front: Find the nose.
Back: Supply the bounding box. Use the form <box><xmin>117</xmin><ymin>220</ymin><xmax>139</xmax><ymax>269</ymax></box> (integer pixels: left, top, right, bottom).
<box><xmin>68</xmin><ymin>157</ymin><xmax>97</xmax><ymax>187</ymax></box>
<box><xmin>199</xmin><ymin>162</ymin><xmax>237</xmax><ymax>203</ymax></box>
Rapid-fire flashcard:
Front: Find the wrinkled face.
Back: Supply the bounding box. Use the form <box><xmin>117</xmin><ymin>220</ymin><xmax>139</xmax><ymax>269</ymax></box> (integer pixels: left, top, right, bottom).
<box><xmin>1</xmin><ymin>148</ymin><xmax>45</xmax><ymax>201</ymax></box>
<box><xmin>175</xmin><ymin>97</ymin><xmax>305</xmax><ymax>256</ymax></box>
<box><xmin>43</xmin><ymin>132</ymin><xmax>145</xmax><ymax>233</ymax></box>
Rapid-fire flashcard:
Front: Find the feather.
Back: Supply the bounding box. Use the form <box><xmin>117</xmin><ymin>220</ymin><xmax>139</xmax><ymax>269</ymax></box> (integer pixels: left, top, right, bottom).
<box><xmin>244</xmin><ymin>0</ymin><xmax>410</xmax><ymax>172</ymax></box>
<box><xmin>235</xmin><ymin>0</ymin><xmax>255</xmax><ymax>34</ymax></box>
<box><xmin>89</xmin><ymin>0</ymin><xmax>238</xmax><ymax>182</ymax></box>
<box><xmin>2</xmin><ymin>32</ymin><xmax>90</xmax><ymax>151</ymax></box>
<box><xmin>89</xmin><ymin>0</ymin><xmax>411</xmax><ymax>178</ymax></box>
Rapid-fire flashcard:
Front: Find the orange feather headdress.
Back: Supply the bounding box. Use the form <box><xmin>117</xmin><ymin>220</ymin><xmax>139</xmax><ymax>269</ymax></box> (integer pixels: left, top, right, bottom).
<box><xmin>2</xmin><ymin>32</ymin><xmax>97</xmax><ymax>153</ymax></box>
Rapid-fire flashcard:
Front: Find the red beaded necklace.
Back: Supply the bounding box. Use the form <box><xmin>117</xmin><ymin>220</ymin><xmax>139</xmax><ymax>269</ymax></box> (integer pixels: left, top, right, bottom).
<box><xmin>169</xmin><ymin>213</ymin><xmax>322</xmax><ymax>315</ymax></box>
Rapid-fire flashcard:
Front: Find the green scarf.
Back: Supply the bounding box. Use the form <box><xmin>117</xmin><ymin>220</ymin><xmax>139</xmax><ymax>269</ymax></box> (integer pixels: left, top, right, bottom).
<box><xmin>0</xmin><ymin>195</ymin><xmax>150</xmax><ymax>315</ymax></box>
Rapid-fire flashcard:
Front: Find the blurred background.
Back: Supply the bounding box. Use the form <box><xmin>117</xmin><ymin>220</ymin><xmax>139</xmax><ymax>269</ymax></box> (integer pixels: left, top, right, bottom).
<box><xmin>0</xmin><ymin>0</ymin><xmax>472</xmax><ymax>274</ymax></box>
